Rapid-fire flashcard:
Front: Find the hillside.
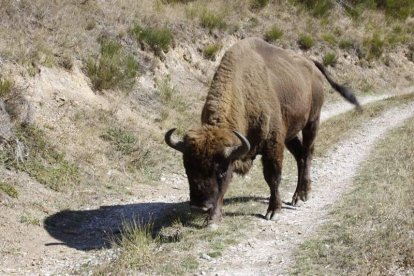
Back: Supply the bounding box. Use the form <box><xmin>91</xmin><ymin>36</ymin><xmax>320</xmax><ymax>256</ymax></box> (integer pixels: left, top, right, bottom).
<box><xmin>0</xmin><ymin>0</ymin><xmax>414</xmax><ymax>274</ymax></box>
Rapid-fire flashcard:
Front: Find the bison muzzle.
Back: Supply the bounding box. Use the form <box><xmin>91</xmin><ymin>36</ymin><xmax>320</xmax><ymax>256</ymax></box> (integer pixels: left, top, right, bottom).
<box><xmin>165</xmin><ymin>37</ymin><xmax>360</xmax><ymax>227</ymax></box>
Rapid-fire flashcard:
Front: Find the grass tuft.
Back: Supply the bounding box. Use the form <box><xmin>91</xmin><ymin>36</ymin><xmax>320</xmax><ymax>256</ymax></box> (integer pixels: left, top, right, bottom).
<box><xmin>85</xmin><ymin>38</ymin><xmax>139</xmax><ymax>91</ymax></box>
<box><xmin>130</xmin><ymin>24</ymin><xmax>173</xmax><ymax>55</ymax></box>
<box><xmin>0</xmin><ymin>77</ymin><xmax>14</xmax><ymax>98</ymax></box>
<box><xmin>0</xmin><ymin>181</ymin><xmax>19</xmax><ymax>198</ymax></box>
<box><xmin>323</xmin><ymin>52</ymin><xmax>336</xmax><ymax>66</ymax></box>
<box><xmin>199</xmin><ymin>10</ymin><xmax>226</xmax><ymax>31</ymax></box>
<box><xmin>203</xmin><ymin>43</ymin><xmax>222</xmax><ymax>60</ymax></box>
<box><xmin>298</xmin><ymin>34</ymin><xmax>315</xmax><ymax>50</ymax></box>
<box><xmin>264</xmin><ymin>25</ymin><xmax>283</xmax><ymax>42</ymax></box>
<box><xmin>364</xmin><ymin>32</ymin><xmax>384</xmax><ymax>60</ymax></box>
<box><xmin>1</xmin><ymin>125</ymin><xmax>80</xmax><ymax>191</ymax></box>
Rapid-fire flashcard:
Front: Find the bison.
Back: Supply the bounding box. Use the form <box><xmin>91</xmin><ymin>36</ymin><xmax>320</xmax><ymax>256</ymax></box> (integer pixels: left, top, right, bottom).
<box><xmin>165</xmin><ymin>37</ymin><xmax>360</xmax><ymax>226</ymax></box>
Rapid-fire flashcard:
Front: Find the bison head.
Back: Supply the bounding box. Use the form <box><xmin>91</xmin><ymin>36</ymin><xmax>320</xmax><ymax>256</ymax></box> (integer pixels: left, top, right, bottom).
<box><xmin>165</xmin><ymin>126</ymin><xmax>250</xmax><ymax>223</ymax></box>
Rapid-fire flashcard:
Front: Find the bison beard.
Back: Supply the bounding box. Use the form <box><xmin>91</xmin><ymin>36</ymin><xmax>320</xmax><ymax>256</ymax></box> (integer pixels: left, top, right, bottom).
<box><xmin>165</xmin><ymin>37</ymin><xmax>361</xmax><ymax>227</ymax></box>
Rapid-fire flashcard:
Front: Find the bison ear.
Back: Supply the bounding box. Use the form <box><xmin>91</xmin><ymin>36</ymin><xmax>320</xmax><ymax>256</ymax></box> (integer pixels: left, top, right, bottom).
<box><xmin>165</xmin><ymin>128</ymin><xmax>186</xmax><ymax>153</ymax></box>
<box><xmin>224</xmin><ymin>131</ymin><xmax>250</xmax><ymax>160</ymax></box>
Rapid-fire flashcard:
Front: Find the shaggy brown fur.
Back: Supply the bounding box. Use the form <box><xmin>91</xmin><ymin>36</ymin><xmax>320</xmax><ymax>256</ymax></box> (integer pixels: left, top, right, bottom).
<box><xmin>166</xmin><ymin>37</ymin><xmax>360</xmax><ymax>225</ymax></box>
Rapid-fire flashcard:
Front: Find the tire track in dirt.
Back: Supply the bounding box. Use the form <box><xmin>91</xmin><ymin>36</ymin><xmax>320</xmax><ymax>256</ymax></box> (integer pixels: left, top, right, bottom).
<box><xmin>201</xmin><ymin>101</ymin><xmax>414</xmax><ymax>276</ymax></box>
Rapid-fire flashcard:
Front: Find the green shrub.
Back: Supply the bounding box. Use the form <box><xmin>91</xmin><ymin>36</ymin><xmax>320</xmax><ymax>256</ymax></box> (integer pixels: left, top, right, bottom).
<box><xmin>298</xmin><ymin>34</ymin><xmax>315</xmax><ymax>50</ymax></box>
<box><xmin>264</xmin><ymin>25</ymin><xmax>283</xmax><ymax>42</ymax></box>
<box><xmin>0</xmin><ymin>77</ymin><xmax>13</xmax><ymax>98</ymax></box>
<box><xmin>130</xmin><ymin>24</ymin><xmax>173</xmax><ymax>55</ymax></box>
<box><xmin>250</xmin><ymin>0</ymin><xmax>269</xmax><ymax>10</ymax></box>
<box><xmin>203</xmin><ymin>44</ymin><xmax>222</xmax><ymax>60</ymax></box>
<box><xmin>199</xmin><ymin>10</ymin><xmax>226</xmax><ymax>31</ymax></box>
<box><xmin>364</xmin><ymin>33</ymin><xmax>384</xmax><ymax>60</ymax></box>
<box><xmin>323</xmin><ymin>52</ymin><xmax>337</xmax><ymax>66</ymax></box>
<box><xmin>86</xmin><ymin>38</ymin><xmax>139</xmax><ymax>91</ymax></box>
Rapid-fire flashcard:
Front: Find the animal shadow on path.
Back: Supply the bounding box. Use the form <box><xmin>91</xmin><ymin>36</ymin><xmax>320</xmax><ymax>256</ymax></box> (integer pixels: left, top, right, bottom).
<box><xmin>44</xmin><ymin>196</ymin><xmax>270</xmax><ymax>251</ymax></box>
<box><xmin>44</xmin><ymin>201</ymin><xmax>189</xmax><ymax>251</ymax></box>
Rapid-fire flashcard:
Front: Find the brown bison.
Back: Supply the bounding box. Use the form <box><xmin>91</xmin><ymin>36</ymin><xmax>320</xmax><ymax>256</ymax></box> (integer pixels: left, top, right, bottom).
<box><xmin>165</xmin><ymin>37</ymin><xmax>360</xmax><ymax>226</ymax></box>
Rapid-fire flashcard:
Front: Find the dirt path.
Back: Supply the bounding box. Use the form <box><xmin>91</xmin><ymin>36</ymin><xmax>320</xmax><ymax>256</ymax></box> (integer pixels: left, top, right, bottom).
<box><xmin>199</xmin><ymin>102</ymin><xmax>414</xmax><ymax>275</ymax></box>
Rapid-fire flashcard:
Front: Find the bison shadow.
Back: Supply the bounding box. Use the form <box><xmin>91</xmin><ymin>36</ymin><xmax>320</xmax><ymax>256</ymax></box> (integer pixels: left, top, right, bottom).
<box><xmin>44</xmin><ymin>196</ymin><xmax>272</xmax><ymax>251</ymax></box>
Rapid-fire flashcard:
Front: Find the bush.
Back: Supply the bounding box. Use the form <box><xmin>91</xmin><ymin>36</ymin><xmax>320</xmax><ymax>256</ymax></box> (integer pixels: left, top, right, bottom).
<box><xmin>130</xmin><ymin>24</ymin><xmax>173</xmax><ymax>55</ymax></box>
<box><xmin>199</xmin><ymin>10</ymin><xmax>226</xmax><ymax>31</ymax></box>
<box><xmin>323</xmin><ymin>52</ymin><xmax>337</xmax><ymax>66</ymax></box>
<box><xmin>298</xmin><ymin>34</ymin><xmax>315</xmax><ymax>50</ymax></box>
<box><xmin>86</xmin><ymin>38</ymin><xmax>139</xmax><ymax>91</ymax></box>
<box><xmin>203</xmin><ymin>44</ymin><xmax>222</xmax><ymax>60</ymax></box>
<box><xmin>264</xmin><ymin>26</ymin><xmax>283</xmax><ymax>42</ymax></box>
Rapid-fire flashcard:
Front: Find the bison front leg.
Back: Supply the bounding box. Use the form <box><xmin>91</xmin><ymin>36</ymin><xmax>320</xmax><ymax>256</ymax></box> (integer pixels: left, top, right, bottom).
<box><xmin>262</xmin><ymin>144</ymin><xmax>284</xmax><ymax>221</ymax></box>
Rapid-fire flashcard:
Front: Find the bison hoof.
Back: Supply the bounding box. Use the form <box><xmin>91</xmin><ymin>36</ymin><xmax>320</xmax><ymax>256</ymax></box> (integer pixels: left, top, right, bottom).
<box><xmin>265</xmin><ymin>210</ymin><xmax>279</xmax><ymax>221</ymax></box>
<box><xmin>291</xmin><ymin>191</ymin><xmax>309</xmax><ymax>206</ymax></box>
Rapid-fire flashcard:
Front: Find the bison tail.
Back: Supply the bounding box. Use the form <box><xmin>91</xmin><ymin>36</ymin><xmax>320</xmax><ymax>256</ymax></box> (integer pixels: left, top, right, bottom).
<box><xmin>312</xmin><ymin>60</ymin><xmax>362</xmax><ymax>110</ymax></box>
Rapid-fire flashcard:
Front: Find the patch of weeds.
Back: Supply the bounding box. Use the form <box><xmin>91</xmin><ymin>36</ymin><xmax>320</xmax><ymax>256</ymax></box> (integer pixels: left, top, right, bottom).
<box><xmin>86</xmin><ymin>38</ymin><xmax>139</xmax><ymax>91</ymax></box>
<box><xmin>130</xmin><ymin>24</ymin><xmax>173</xmax><ymax>56</ymax></box>
<box><xmin>363</xmin><ymin>33</ymin><xmax>384</xmax><ymax>60</ymax></box>
<box><xmin>297</xmin><ymin>34</ymin><xmax>315</xmax><ymax>50</ymax></box>
<box><xmin>2</xmin><ymin>125</ymin><xmax>80</xmax><ymax>191</ymax></box>
<box><xmin>156</xmin><ymin>77</ymin><xmax>188</xmax><ymax>113</ymax></box>
<box><xmin>203</xmin><ymin>43</ymin><xmax>222</xmax><ymax>60</ymax></box>
<box><xmin>250</xmin><ymin>0</ymin><xmax>269</xmax><ymax>10</ymax></box>
<box><xmin>0</xmin><ymin>181</ymin><xmax>19</xmax><ymax>198</ymax></box>
<box><xmin>0</xmin><ymin>77</ymin><xmax>14</xmax><ymax>98</ymax></box>
<box><xmin>101</xmin><ymin>127</ymin><xmax>137</xmax><ymax>155</ymax></box>
<box><xmin>100</xmin><ymin>126</ymin><xmax>157</xmax><ymax>171</ymax></box>
<box><xmin>323</xmin><ymin>52</ymin><xmax>337</xmax><ymax>66</ymax></box>
<box><xmin>199</xmin><ymin>9</ymin><xmax>226</xmax><ymax>31</ymax></box>
<box><xmin>321</xmin><ymin>33</ymin><xmax>337</xmax><ymax>46</ymax></box>
<box><xmin>264</xmin><ymin>25</ymin><xmax>283</xmax><ymax>42</ymax></box>
<box><xmin>20</xmin><ymin>212</ymin><xmax>41</xmax><ymax>226</ymax></box>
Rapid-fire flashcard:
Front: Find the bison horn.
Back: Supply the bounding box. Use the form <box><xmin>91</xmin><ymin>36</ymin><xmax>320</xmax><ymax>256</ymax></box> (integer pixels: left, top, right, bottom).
<box><xmin>165</xmin><ymin>128</ymin><xmax>186</xmax><ymax>153</ymax></box>
<box><xmin>225</xmin><ymin>131</ymin><xmax>250</xmax><ymax>160</ymax></box>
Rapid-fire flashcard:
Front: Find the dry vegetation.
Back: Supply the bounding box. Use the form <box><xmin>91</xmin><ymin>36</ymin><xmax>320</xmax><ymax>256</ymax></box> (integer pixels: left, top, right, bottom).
<box><xmin>291</xmin><ymin>113</ymin><xmax>414</xmax><ymax>275</ymax></box>
<box><xmin>0</xmin><ymin>0</ymin><xmax>414</xmax><ymax>274</ymax></box>
<box><xmin>83</xmin><ymin>93</ymin><xmax>414</xmax><ymax>275</ymax></box>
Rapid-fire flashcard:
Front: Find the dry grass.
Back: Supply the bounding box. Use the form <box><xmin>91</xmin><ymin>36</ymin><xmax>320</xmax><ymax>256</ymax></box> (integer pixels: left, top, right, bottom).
<box><xmin>315</xmin><ymin>92</ymin><xmax>414</xmax><ymax>158</ymax></box>
<box><xmin>291</xmin><ymin>112</ymin><xmax>414</xmax><ymax>275</ymax></box>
